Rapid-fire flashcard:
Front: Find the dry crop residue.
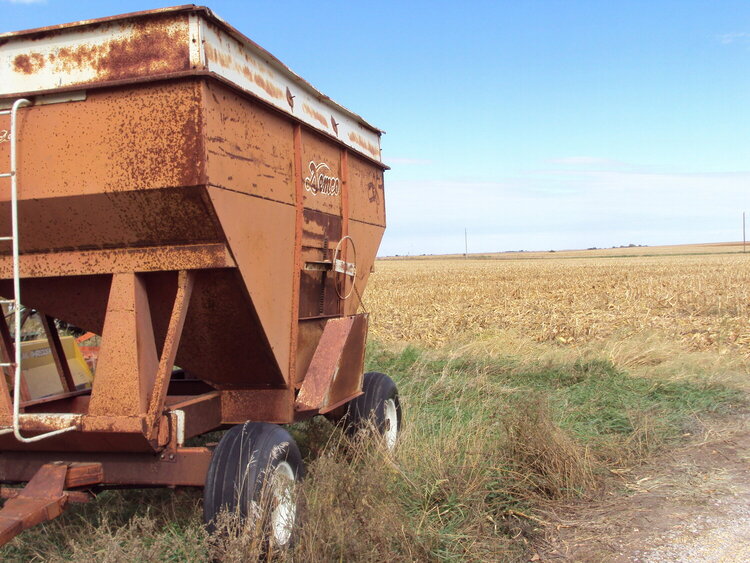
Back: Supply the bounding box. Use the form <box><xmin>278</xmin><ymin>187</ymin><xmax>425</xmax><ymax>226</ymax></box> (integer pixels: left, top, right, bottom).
<box><xmin>366</xmin><ymin>254</ymin><xmax>750</xmax><ymax>356</ymax></box>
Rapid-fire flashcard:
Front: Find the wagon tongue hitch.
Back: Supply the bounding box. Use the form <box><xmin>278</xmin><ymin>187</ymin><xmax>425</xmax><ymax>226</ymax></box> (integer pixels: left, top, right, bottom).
<box><xmin>0</xmin><ymin>462</ymin><xmax>103</xmax><ymax>546</ymax></box>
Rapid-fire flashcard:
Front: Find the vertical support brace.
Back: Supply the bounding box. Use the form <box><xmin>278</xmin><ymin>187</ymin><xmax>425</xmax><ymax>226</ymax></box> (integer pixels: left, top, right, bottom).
<box><xmin>0</xmin><ymin>311</ymin><xmax>30</xmax><ymax>408</ymax></box>
<box><xmin>88</xmin><ymin>273</ymin><xmax>158</xmax><ymax>417</ymax></box>
<box><xmin>0</xmin><ymin>315</ymin><xmax>14</xmax><ymax>418</ymax></box>
<box><xmin>290</xmin><ymin>125</ymin><xmax>305</xmax><ymax>386</ymax></box>
<box><xmin>146</xmin><ymin>270</ymin><xmax>194</xmax><ymax>441</ymax></box>
<box><xmin>340</xmin><ymin>148</ymin><xmax>351</xmax><ymax>314</ymax></box>
<box><xmin>40</xmin><ymin>315</ymin><xmax>76</xmax><ymax>393</ymax></box>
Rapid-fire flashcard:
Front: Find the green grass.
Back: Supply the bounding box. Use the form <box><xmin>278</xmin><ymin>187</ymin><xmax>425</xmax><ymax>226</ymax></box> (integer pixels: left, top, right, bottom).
<box><xmin>0</xmin><ymin>340</ymin><xmax>744</xmax><ymax>561</ymax></box>
<box><xmin>367</xmin><ymin>342</ymin><xmax>742</xmax><ymax>457</ymax></box>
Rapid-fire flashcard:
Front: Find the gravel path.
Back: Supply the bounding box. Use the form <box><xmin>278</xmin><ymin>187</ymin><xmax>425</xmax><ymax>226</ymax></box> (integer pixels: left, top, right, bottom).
<box><xmin>541</xmin><ymin>423</ymin><xmax>750</xmax><ymax>562</ymax></box>
<box><xmin>631</xmin><ymin>494</ymin><xmax>750</xmax><ymax>562</ymax></box>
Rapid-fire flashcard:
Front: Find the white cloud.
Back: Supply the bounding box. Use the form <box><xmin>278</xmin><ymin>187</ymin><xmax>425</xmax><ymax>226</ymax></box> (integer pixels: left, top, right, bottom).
<box><xmin>717</xmin><ymin>32</ymin><xmax>750</xmax><ymax>44</ymax></box>
<box><xmin>0</xmin><ymin>0</ymin><xmax>46</xmax><ymax>3</ymax></box>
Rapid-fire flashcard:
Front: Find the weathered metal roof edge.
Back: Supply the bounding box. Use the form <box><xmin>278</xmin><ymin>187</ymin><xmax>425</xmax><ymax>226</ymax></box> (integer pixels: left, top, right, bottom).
<box><xmin>0</xmin><ymin>5</ymin><xmax>385</xmax><ymax>137</ymax></box>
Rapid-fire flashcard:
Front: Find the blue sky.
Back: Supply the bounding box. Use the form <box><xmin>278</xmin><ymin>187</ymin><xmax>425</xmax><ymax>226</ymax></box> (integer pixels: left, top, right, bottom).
<box><xmin>2</xmin><ymin>0</ymin><xmax>749</xmax><ymax>255</ymax></box>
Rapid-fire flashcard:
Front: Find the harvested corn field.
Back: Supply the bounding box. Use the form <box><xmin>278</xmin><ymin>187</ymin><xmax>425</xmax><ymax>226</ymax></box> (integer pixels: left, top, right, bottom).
<box><xmin>367</xmin><ymin>248</ymin><xmax>750</xmax><ymax>356</ymax></box>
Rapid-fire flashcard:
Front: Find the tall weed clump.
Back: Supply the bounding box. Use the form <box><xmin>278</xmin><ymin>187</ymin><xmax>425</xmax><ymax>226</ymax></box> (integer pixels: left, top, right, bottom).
<box><xmin>502</xmin><ymin>396</ymin><xmax>597</xmax><ymax>499</ymax></box>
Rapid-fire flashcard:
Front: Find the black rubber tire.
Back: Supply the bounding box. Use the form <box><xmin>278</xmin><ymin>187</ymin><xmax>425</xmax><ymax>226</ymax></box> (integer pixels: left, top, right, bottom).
<box><xmin>343</xmin><ymin>372</ymin><xmax>402</xmax><ymax>449</ymax></box>
<box><xmin>203</xmin><ymin>422</ymin><xmax>304</xmax><ymax>547</ymax></box>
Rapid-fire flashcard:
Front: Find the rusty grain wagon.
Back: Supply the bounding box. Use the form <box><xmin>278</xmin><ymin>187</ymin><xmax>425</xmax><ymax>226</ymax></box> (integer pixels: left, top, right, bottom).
<box><xmin>0</xmin><ymin>5</ymin><xmax>398</xmax><ymax>547</ymax></box>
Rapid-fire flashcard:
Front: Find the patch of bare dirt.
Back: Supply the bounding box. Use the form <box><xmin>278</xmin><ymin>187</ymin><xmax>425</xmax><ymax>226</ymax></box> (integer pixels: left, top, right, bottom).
<box><xmin>534</xmin><ymin>418</ymin><xmax>750</xmax><ymax>562</ymax></box>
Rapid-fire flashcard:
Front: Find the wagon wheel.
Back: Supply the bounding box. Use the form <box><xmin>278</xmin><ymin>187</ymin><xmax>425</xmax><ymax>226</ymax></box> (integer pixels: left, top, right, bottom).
<box><xmin>341</xmin><ymin>372</ymin><xmax>401</xmax><ymax>451</ymax></box>
<box><xmin>203</xmin><ymin>422</ymin><xmax>304</xmax><ymax>549</ymax></box>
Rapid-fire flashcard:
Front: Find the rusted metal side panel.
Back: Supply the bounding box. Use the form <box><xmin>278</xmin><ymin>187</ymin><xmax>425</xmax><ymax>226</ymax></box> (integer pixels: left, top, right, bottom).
<box><xmin>295</xmin><ymin>319</ymin><xmax>326</xmax><ymax>388</ymax></box>
<box><xmin>348</xmin><ymin>152</ymin><xmax>386</xmax><ymax>228</ymax></box>
<box><xmin>0</xmin><ymin>12</ymin><xmax>195</xmax><ymax>96</ymax></box>
<box><xmin>199</xmin><ymin>17</ymin><xmax>382</xmax><ymax>161</ymax></box>
<box><xmin>201</xmin><ymin>80</ymin><xmax>295</xmax><ymax>204</ymax></box>
<box><xmin>0</xmin><ymin>82</ymin><xmax>204</xmax><ymax>199</ymax></box>
<box><xmin>0</xmin><ymin>82</ymin><xmax>216</xmax><ymax>257</ymax></box>
<box><xmin>205</xmin><ymin>186</ymin><xmax>295</xmax><ymax>386</ymax></box>
<box><xmin>295</xmin><ymin>314</ymin><xmax>367</xmax><ymax>414</ymax></box>
<box><xmin>295</xmin><ymin>316</ymin><xmax>351</xmax><ymax>412</ymax></box>
<box><xmin>221</xmin><ymin>389</ymin><xmax>294</xmax><ymax>425</ymax></box>
<box><xmin>300</xmin><ymin>129</ymin><xmax>344</xmax><ymax>216</ymax></box>
<box><xmin>0</xmin><ymin>189</ymin><xmax>221</xmax><ymax>254</ymax></box>
<box><xmin>342</xmin><ymin>221</ymin><xmax>386</xmax><ymax>316</ymax></box>
<box><xmin>149</xmin><ymin>269</ymin><xmax>285</xmax><ymax>390</ymax></box>
<box><xmin>324</xmin><ymin>314</ymin><xmax>368</xmax><ymax>411</ymax></box>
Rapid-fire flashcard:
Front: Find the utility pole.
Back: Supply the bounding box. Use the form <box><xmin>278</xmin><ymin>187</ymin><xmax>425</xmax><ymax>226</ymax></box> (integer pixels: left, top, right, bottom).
<box><xmin>744</xmin><ymin>211</ymin><xmax>746</xmax><ymax>253</ymax></box>
<box><xmin>464</xmin><ymin>228</ymin><xmax>468</xmax><ymax>259</ymax></box>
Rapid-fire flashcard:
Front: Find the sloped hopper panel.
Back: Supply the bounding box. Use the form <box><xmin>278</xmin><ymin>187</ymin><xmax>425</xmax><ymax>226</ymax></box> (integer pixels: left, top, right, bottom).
<box><xmin>148</xmin><ymin>271</ymin><xmax>284</xmax><ymax>388</ymax></box>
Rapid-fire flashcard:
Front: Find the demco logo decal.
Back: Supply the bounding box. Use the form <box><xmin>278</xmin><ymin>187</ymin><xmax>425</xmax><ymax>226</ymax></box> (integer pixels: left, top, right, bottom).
<box><xmin>304</xmin><ymin>161</ymin><xmax>340</xmax><ymax>196</ymax></box>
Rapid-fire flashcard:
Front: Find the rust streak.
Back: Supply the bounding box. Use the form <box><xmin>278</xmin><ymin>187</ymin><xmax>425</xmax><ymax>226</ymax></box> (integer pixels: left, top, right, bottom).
<box><xmin>216</xmin><ymin>145</ymin><xmax>255</xmax><ymax>163</ymax></box>
<box><xmin>34</xmin><ymin>16</ymin><xmax>190</xmax><ymax>82</ymax></box>
<box><xmin>204</xmin><ymin>42</ymin><xmax>232</xmax><ymax>68</ymax></box>
<box><xmin>238</xmin><ymin>65</ymin><xmax>283</xmax><ymax>99</ymax></box>
<box><xmin>303</xmin><ymin>103</ymin><xmax>329</xmax><ymax>129</ymax></box>
<box><xmin>348</xmin><ymin>132</ymin><xmax>379</xmax><ymax>158</ymax></box>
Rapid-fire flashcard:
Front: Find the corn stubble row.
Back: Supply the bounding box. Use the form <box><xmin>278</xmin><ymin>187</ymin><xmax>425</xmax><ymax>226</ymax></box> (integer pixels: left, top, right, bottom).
<box><xmin>365</xmin><ymin>254</ymin><xmax>750</xmax><ymax>356</ymax></box>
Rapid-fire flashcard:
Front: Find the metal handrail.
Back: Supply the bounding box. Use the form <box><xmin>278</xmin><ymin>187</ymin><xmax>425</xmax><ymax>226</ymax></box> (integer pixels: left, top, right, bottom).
<box><xmin>3</xmin><ymin>99</ymin><xmax>76</xmax><ymax>443</ymax></box>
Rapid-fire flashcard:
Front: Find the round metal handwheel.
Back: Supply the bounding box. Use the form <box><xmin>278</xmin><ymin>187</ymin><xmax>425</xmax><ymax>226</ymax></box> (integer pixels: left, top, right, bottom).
<box><xmin>203</xmin><ymin>422</ymin><xmax>304</xmax><ymax>549</ymax></box>
<box><xmin>342</xmin><ymin>371</ymin><xmax>402</xmax><ymax>451</ymax></box>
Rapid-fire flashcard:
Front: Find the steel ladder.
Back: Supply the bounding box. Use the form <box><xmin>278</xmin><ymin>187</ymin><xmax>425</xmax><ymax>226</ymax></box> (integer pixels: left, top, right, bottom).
<box><xmin>0</xmin><ymin>99</ymin><xmax>77</xmax><ymax>442</ymax></box>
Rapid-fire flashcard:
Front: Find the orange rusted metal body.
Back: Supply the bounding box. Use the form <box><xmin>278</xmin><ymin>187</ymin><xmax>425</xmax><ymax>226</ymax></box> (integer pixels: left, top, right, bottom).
<box><xmin>0</xmin><ymin>4</ymin><xmax>386</xmax><ymax>537</ymax></box>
